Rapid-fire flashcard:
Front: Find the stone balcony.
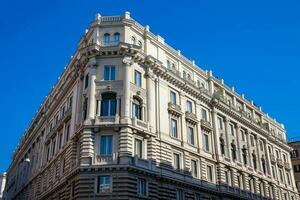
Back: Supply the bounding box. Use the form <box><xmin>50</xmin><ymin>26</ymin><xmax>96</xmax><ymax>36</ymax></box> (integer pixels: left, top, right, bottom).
<box><xmin>185</xmin><ymin>111</ymin><xmax>198</xmax><ymax>125</ymax></box>
<box><xmin>168</xmin><ymin>102</ymin><xmax>183</xmax><ymax>117</ymax></box>
<box><xmin>201</xmin><ymin>119</ymin><xmax>213</xmax><ymax>131</ymax></box>
<box><xmin>131</xmin><ymin>117</ymin><xmax>149</xmax><ymax>130</ymax></box>
<box><xmin>277</xmin><ymin>158</ymin><xmax>284</xmax><ymax>167</ymax></box>
<box><xmin>270</xmin><ymin>155</ymin><xmax>276</xmax><ymax>164</ymax></box>
<box><xmin>284</xmin><ymin>162</ymin><xmax>291</xmax><ymax>170</ymax></box>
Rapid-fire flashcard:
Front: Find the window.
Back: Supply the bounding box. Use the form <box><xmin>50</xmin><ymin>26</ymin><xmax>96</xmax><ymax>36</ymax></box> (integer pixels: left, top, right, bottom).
<box><xmin>217</xmin><ymin>117</ymin><xmax>223</xmax><ymax>130</ymax></box>
<box><xmin>242</xmin><ymin>147</ymin><xmax>247</xmax><ymax>165</ymax></box>
<box><xmin>229</xmin><ymin>124</ymin><xmax>235</xmax><ymax>136</ymax></box>
<box><xmin>132</xmin><ymin>98</ymin><xmax>142</xmax><ymax>120</ymax></box>
<box><xmin>207</xmin><ymin>165</ymin><xmax>213</xmax><ymax>182</ymax></box>
<box><xmin>201</xmin><ymin>108</ymin><xmax>207</xmax><ymax>121</ymax></box>
<box><xmin>272</xmin><ymin>165</ymin><xmax>276</xmax><ymax>179</ymax></box>
<box><xmin>286</xmin><ymin>172</ymin><xmax>291</xmax><ymax>185</ymax></box>
<box><xmin>231</xmin><ymin>143</ymin><xmax>237</xmax><ymax>160</ymax></box>
<box><xmin>259</xmin><ymin>140</ymin><xmax>264</xmax><ymax>151</ymax></box>
<box><xmin>134</xmin><ymin>70</ymin><xmax>142</xmax><ymax>87</ymax></box>
<box><xmin>275</xmin><ymin>150</ymin><xmax>279</xmax><ymax>158</ymax></box>
<box><xmin>85</xmin><ymin>73</ymin><xmax>89</xmax><ymax>89</ymax></box>
<box><xmin>173</xmin><ymin>153</ymin><xmax>180</xmax><ymax>170</ymax></box>
<box><xmin>58</xmin><ymin>133</ymin><xmax>63</xmax><ymax>149</ymax></box>
<box><xmin>176</xmin><ymin>189</ymin><xmax>184</xmax><ymax>200</ymax></box>
<box><xmin>191</xmin><ymin>160</ymin><xmax>198</xmax><ymax>177</ymax></box>
<box><xmin>170</xmin><ymin>91</ymin><xmax>176</xmax><ymax>104</ymax></box>
<box><xmin>167</xmin><ymin>60</ymin><xmax>171</xmax><ymax>68</ymax></box>
<box><xmin>187</xmin><ymin>127</ymin><xmax>194</xmax><ymax>145</ymax></box>
<box><xmin>240</xmin><ymin>129</ymin><xmax>245</xmax><ymax>141</ymax></box>
<box><xmin>69</xmin><ymin>96</ymin><xmax>73</xmax><ymax>108</ymax></box>
<box><xmin>203</xmin><ymin>133</ymin><xmax>209</xmax><ymax>152</ymax></box>
<box><xmin>101</xmin><ymin>93</ymin><xmax>116</xmax><ymax>116</ymax></box>
<box><xmin>291</xmin><ymin>149</ymin><xmax>299</xmax><ymax>158</ymax></box>
<box><xmin>279</xmin><ymin>169</ymin><xmax>284</xmax><ymax>182</ymax></box>
<box><xmin>186</xmin><ymin>100</ymin><xmax>192</xmax><ymax>112</ymax></box>
<box><xmin>83</xmin><ymin>97</ymin><xmax>88</xmax><ymax>120</ymax></box>
<box><xmin>294</xmin><ymin>165</ymin><xmax>300</xmax><ymax>172</ymax></box>
<box><xmin>134</xmin><ymin>139</ymin><xmax>142</xmax><ymax>158</ymax></box>
<box><xmin>137</xmin><ymin>178</ymin><xmax>147</xmax><ymax>196</ymax></box>
<box><xmin>170</xmin><ymin>119</ymin><xmax>178</xmax><ymax>138</ymax></box>
<box><xmin>52</xmin><ymin>140</ymin><xmax>56</xmax><ymax>156</ymax></box>
<box><xmin>97</xmin><ymin>176</ymin><xmax>111</xmax><ymax>193</ymax></box>
<box><xmin>113</xmin><ymin>32</ymin><xmax>120</xmax><ymax>44</ymax></box>
<box><xmin>100</xmin><ymin>135</ymin><xmax>113</xmax><ymax>156</ymax></box>
<box><xmin>103</xmin><ymin>33</ymin><xmax>110</xmax><ymax>46</ymax></box>
<box><xmin>65</xmin><ymin>124</ymin><xmax>70</xmax><ymax>142</ymax></box>
<box><xmin>252</xmin><ymin>153</ymin><xmax>257</xmax><ymax>170</ymax></box>
<box><xmin>261</xmin><ymin>158</ymin><xmax>266</xmax><ymax>174</ymax></box>
<box><xmin>220</xmin><ymin>137</ymin><xmax>225</xmax><ymax>155</ymax></box>
<box><xmin>131</xmin><ymin>36</ymin><xmax>136</xmax><ymax>45</ymax></box>
<box><xmin>104</xmin><ymin>65</ymin><xmax>116</xmax><ymax>80</ymax></box>
<box><xmin>224</xmin><ymin>170</ymin><xmax>229</xmax><ymax>184</ymax></box>
<box><xmin>250</xmin><ymin>135</ymin><xmax>254</xmax><ymax>146</ymax></box>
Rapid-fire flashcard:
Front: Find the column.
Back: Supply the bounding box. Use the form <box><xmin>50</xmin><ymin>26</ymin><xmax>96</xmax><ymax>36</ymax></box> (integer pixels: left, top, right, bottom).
<box><xmin>119</xmin><ymin>127</ymin><xmax>133</xmax><ymax>164</ymax></box>
<box><xmin>122</xmin><ymin>56</ymin><xmax>132</xmax><ymax>123</ymax></box>
<box><xmin>211</xmin><ymin>107</ymin><xmax>221</xmax><ymax>158</ymax></box>
<box><xmin>80</xmin><ymin>129</ymin><xmax>94</xmax><ymax>166</ymax></box>
<box><xmin>245</xmin><ymin>130</ymin><xmax>252</xmax><ymax>168</ymax></box>
<box><xmin>235</xmin><ymin>124</ymin><xmax>242</xmax><ymax>163</ymax></box>
<box><xmin>264</xmin><ymin>140</ymin><xmax>272</xmax><ymax>176</ymax></box>
<box><xmin>255</xmin><ymin>135</ymin><xmax>262</xmax><ymax>172</ymax></box>
<box><xmin>224</xmin><ymin>117</ymin><xmax>231</xmax><ymax>160</ymax></box>
<box><xmin>88</xmin><ymin>64</ymin><xmax>97</xmax><ymax>121</ymax></box>
<box><xmin>145</xmin><ymin>67</ymin><xmax>155</xmax><ymax>133</ymax></box>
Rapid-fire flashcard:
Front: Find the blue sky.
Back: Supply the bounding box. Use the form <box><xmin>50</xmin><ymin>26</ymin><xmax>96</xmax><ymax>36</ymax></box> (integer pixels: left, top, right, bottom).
<box><xmin>0</xmin><ymin>0</ymin><xmax>299</xmax><ymax>173</ymax></box>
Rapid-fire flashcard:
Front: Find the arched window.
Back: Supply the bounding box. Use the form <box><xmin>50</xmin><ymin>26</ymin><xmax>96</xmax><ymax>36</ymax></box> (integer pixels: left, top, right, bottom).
<box><xmin>101</xmin><ymin>93</ymin><xmax>116</xmax><ymax>116</ymax></box>
<box><xmin>231</xmin><ymin>143</ymin><xmax>237</xmax><ymax>160</ymax></box>
<box><xmin>131</xmin><ymin>36</ymin><xmax>136</xmax><ymax>45</ymax></box>
<box><xmin>132</xmin><ymin>97</ymin><xmax>142</xmax><ymax>120</ymax></box>
<box><xmin>183</xmin><ymin>71</ymin><xmax>186</xmax><ymax>79</ymax></box>
<box><xmin>220</xmin><ymin>137</ymin><xmax>225</xmax><ymax>155</ymax></box>
<box><xmin>103</xmin><ymin>33</ymin><xmax>110</xmax><ymax>46</ymax></box>
<box><xmin>113</xmin><ymin>32</ymin><xmax>120</xmax><ymax>44</ymax></box>
<box><xmin>138</xmin><ymin>40</ymin><xmax>142</xmax><ymax>47</ymax></box>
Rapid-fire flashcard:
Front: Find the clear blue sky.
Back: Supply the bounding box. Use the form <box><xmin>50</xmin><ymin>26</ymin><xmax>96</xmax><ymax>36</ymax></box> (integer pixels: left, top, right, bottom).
<box><xmin>0</xmin><ymin>0</ymin><xmax>299</xmax><ymax>173</ymax></box>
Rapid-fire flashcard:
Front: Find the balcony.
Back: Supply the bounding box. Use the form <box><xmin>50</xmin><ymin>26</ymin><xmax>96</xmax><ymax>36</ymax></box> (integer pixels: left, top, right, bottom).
<box><xmin>277</xmin><ymin>158</ymin><xmax>284</xmax><ymax>167</ymax></box>
<box><xmin>270</xmin><ymin>155</ymin><xmax>276</xmax><ymax>164</ymax></box>
<box><xmin>185</xmin><ymin>111</ymin><xmax>198</xmax><ymax>125</ymax></box>
<box><xmin>284</xmin><ymin>162</ymin><xmax>291</xmax><ymax>170</ymax></box>
<box><xmin>132</xmin><ymin>117</ymin><xmax>149</xmax><ymax>130</ymax></box>
<box><xmin>200</xmin><ymin>119</ymin><xmax>213</xmax><ymax>131</ymax></box>
<box><xmin>168</xmin><ymin>102</ymin><xmax>182</xmax><ymax>117</ymax></box>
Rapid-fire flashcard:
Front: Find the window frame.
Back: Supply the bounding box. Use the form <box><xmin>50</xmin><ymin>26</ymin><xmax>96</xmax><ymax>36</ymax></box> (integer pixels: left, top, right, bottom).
<box><xmin>97</xmin><ymin>175</ymin><xmax>112</xmax><ymax>193</ymax></box>
<box><xmin>100</xmin><ymin>135</ymin><xmax>113</xmax><ymax>156</ymax></box>
<box><xmin>134</xmin><ymin>70</ymin><xmax>142</xmax><ymax>87</ymax></box>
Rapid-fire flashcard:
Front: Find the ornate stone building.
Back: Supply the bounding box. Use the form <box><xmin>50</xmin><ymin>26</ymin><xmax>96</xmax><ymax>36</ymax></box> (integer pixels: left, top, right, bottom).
<box><xmin>3</xmin><ymin>12</ymin><xmax>299</xmax><ymax>200</ymax></box>
<box><xmin>289</xmin><ymin>140</ymin><xmax>300</xmax><ymax>193</ymax></box>
<box><xmin>0</xmin><ymin>173</ymin><xmax>6</xmax><ymax>200</ymax></box>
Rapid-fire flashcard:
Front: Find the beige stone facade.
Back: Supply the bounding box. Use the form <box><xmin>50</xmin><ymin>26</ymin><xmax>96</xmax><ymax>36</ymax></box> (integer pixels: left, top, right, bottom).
<box><xmin>3</xmin><ymin>12</ymin><xmax>299</xmax><ymax>200</ymax></box>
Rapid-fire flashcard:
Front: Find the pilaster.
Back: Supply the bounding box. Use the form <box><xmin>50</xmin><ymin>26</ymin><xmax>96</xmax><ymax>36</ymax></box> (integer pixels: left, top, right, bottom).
<box><xmin>79</xmin><ymin>129</ymin><xmax>94</xmax><ymax>166</ymax></box>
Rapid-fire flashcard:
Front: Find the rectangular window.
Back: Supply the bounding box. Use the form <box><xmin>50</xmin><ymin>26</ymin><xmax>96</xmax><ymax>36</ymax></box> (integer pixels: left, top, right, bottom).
<box><xmin>173</xmin><ymin>153</ymin><xmax>180</xmax><ymax>170</ymax></box>
<box><xmin>132</xmin><ymin>100</ymin><xmax>142</xmax><ymax>120</ymax></box>
<box><xmin>240</xmin><ymin>129</ymin><xmax>245</xmax><ymax>141</ymax></box>
<box><xmin>137</xmin><ymin>178</ymin><xmax>147</xmax><ymax>196</ymax></box>
<box><xmin>52</xmin><ymin>140</ymin><xmax>56</xmax><ymax>156</ymax></box>
<box><xmin>229</xmin><ymin>123</ymin><xmax>235</xmax><ymax>136</ymax></box>
<box><xmin>104</xmin><ymin>65</ymin><xmax>116</xmax><ymax>81</ymax></box>
<box><xmin>224</xmin><ymin>171</ymin><xmax>229</xmax><ymax>184</ymax></box>
<box><xmin>101</xmin><ymin>94</ymin><xmax>116</xmax><ymax>117</ymax></box>
<box><xmin>187</xmin><ymin>127</ymin><xmax>194</xmax><ymax>145</ymax></box>
<box><xmin>203</xmin><ymin>133</ymin><xmax>209</xmax><ymax>152</ymax></box>
<box><xmin>291</xmin><ymin>150</ymin><xmax>299</xmax><ymax>158</ymax></box>
<box><xmin>65</xmin><ymin>124</ymin><xmax>70</xmax><ymax>142</ymax></box>
<box><xmin>176</xmin><ymin>189</ymin><xmax>184</xmax><ymax>200</ymax></box>
<box><xmin>170</xmin><ymin>118</ymin><xmax>178</xmax><ymax>138</ymax></box>
<box><xmin>134</xmin><ymin>70</ymin><xmax>142</xmax><ymax>87</ymax></box>
<box><xmin>259</xmin><ymin>140</ymin><xmax>264</xmax><ymax>151</ymax></box>
<box><xmin>69</xmin><ymin>96</ymin><xmax>73</xmax><ymax>108</ymax></box>
<box><xmin>201</xmin><ymin>108</ymin><xmax>207</xmax><ymax>121</ymax></box>
<box><xmin>250</xmin><ymin>135</ymin><xmax>255</xmax><ymax>146</ymax></box>
<box><xmin>279</xmin><ymin>169</ymin><xmax>284</xmax><ymax>182</ymax></box>
<box><xmin>217</xmin><ymin>117</ymin><xmax>223</xmax><ymax>130</ymax></box>
<box><xmin>207</xmin><ymin>165</ymin><xmax>213</xmax><ymax>182</ymax></box>
<box><xmin>272</xmin><ymin>166</ymin><xmax>276</xmax><ymax>179</ymax></box>
<box><xmin>191</xmin><ymin>160</ymin><xmax>198</xmax><ymax>177</ymax></box>
<box><xmin>97</xmin><ymin>176</ymin><xmax>111</xmax><ymax>193</ymax></box>
<box><xmin>134</xmin><ymin>139</ymin><xmax>142</xmax><ymax>158</ymax></box>
<box><xmin>85</xmin><ymin>73</ymin><xmax>89</xmax><ymax>89</ymax></box>
<box><xmin>170</xmin><ymin>91</ymin><xmax>176</xmax><ymax>104</ymax></box>
<box><xmin>286</xmin><ymin>172</ymin><xmax>291</xmax><ymax>185</ymax></box>
<box><xmin>186</xmin><ymin>100</ymin><xmax>192</xmax><ymax>112</ymax></box>
<box><xmin>100</xmin><ymin>135</ymin><xmax>113</xmax><ymax>156</ymax></box>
